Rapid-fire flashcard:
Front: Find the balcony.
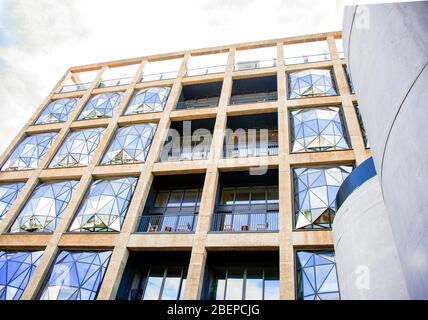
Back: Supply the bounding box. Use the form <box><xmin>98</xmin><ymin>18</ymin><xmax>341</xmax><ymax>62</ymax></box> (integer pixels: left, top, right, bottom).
<box><xmin>60</xmin><ymin>82</ymin><xmax>91</xmax><ymax>93</ymax></box>
<box><xmin>176</xmin><ymin>81</ymin><xmax>222</xmax><ymax>110</ymax></box>
<box><xmin>230</xmin><ymin>75</ymin><xmax>277</xmax><ymax>105</ymax></box>
<box><xmin>159</xmin><ymin>119</ymin><xmax>214</xmax><ymax>162</ymax></box>
<box><xmin>98</xmin><ymin>76</ymin><xmax>133</xmax><ymax>88</ymax></box>
<box><xmin>139</xmin><ymin>214</ymin><xmax>198</xmax><ymax>233</ymax></box>
<box><xmin>234</xmin><ymin>58</ymin><xmax>277</xmax><ymax>71</ymax></box>
<box><xmin>186</xmin><ymin>65</ymin><xmax>226</xmax><ymax>77</ymax></box>
<box><xmin>284</xmin><ymin>52</ymin><xmax>331</xmax><ymax>65</ymax></box>
<box><xmin>140</xmin><ymin>71</ymin><xmax>178</xmax><ymax>82</ymax></box>
<box><xmin>211</xmin><ymin>212</ymin><xmax>278</xmax><ymax>232</ymax></box>
<box><xmin>224</xmin><ymin>113</ymin><xmax>278</xmax><ymax>158</ymax></box>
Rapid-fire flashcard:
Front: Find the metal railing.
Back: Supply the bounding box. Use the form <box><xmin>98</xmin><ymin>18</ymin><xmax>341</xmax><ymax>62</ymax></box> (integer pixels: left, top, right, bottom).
<box><xmin>138</xmin><ymin>214</ymin><xmax>198</xmax><ymax>233</ymax></box>
<box><xmin>230</xmin><ymin>91</ymin><xmax>277</xmax><ymax>105</ymax></box>
<box><xmin>284</xmin><ymin>52</ymin><xmax>331</xmax><ymax>65</ymax></box>
<box><xmin>159</xmin><ymin>147</ymin><xmax>210</xmax><ymax>162</ymax></box>
<box><xmin>59</xmin><ymin>82</ymin><xmax>92</xmax><ymax>93</ymax></box>
<box><xmin>176</xmin><ymin>97</ymin><xmax>220</xmax><ymax>110</ymax></box>
<box><xmin>98</xmin><ymin>76</ymin><xmax>133</xmax><ymax>88</ymax></box>
<box><xmin>234</xmin><ymin>59</ymin><xmax>277</xmax><ymax>71</ymax></box>
<box><xmin>211</xmin><ymin>212</ymin><xmax>278</xmax><ymax>232</ymax></box>
<box><xmin>224</xmin><ymin>143</ymin><xmax>279</xmax><ymax>158</ymax></box>
<box><xmin>140</xmin><ymin>71</ymin><xmax>178</xmax><ymax>82</ymax></box>
<box><xmin>185</xmin><ymin>65</ymin><xmax>226</xmax><ymax>77</ymax></box>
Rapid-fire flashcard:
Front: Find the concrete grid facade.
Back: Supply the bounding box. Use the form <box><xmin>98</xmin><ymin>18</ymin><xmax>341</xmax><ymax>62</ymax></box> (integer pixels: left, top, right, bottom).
<box><xmin>0</xmin><ymin>31</ymin><xmax>371</xmax><ymax>300</ymax></box>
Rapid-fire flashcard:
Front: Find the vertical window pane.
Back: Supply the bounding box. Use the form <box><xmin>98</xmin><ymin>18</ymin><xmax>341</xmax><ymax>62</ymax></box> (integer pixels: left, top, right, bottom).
<box><xmin>182</xmin><ymin>190</ymin><xmax>198</xmax><ymax>207</ymax></box>
<box><xmin>225</xmin><ymin>267</ymin><xmax>244</xmax><ymax>300</ymax></box>
<box><xmin>143</xmin><ymin>268</ymin><xmax>164</xmax><ymax>300</ymax></box>
<box><xmin>167</xmin><ymin>190</ymin><xmax>183</xmax><ymax>207</ymax></box>
<box><xmin>196</xmin><ymin>189</ymin><xmax>202</xmax><ymax>206</ymax></box>
<box><xmin>264</xmin><ymin>267</ymin><xmax>280</xmax><ymax>300</ymax></box>
<box><xmin>267</xmin><ymin>186</ymin><xmax>279</xmax><ymax>204</ymax></box>
<box><xmin>154</xmin><ymin>191</ymin><xmax>169</xmax><ymax>207</ymax></box>
<box><xmin>251</xmin><ymin>187</ymin><xmax>266</xmax><ymax>205</ymax></box>
<box><xmin>245</xmin><ymin>267</ymin><xmax>263</xmax><ymax>300</ymax></box>
<box><xmin>234</xmin><ymin>188</ymin><xmax>250</xmax><ymax>205</ymax></box>
<box><xmin>179</xmin><ymin>278</ymin><xmax>186</xmax><ymax>300</ymax></box>
<box><xmin>220</xmin><ymin>188</ymin><xmax>235</xmax><ymax>205</ymax></box>
<box><xmin>209</xmin><ymin>267</ymin><xmax>226</xmax><ymax>300</ymax></box>
<box><xmin>161</xmin><ymin>267</ymin><xmax>182</xmax><ymax>300</ymax></box>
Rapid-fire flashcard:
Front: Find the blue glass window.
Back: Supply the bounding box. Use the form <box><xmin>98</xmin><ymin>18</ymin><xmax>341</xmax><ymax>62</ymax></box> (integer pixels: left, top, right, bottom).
<box><xmin>0</xmin><ymin>182</ymin><xmax>26</xmax><ymax>221</ymax></box>
<box><xmin>35</xmin><ymin>98</ymin><xmax>79</xmax><ymax>125</ymax></box>
<box><xmin>288</xmin><ymin>69</ymin><xmax>337</xmax><ymax>99</ymax></box>
<box><xmin>69</xmin><ymin>177</ymin><xmax>138</xmax><ymax>232</ymax></box>
<box><xmin>296</xmin><ymin>250</ymin><xmax>340</xmax><ymax>300</ymax></box>
<box><xmin>49</xmin><ymin>128</ymin><xmax>105</xmax><ymax>168</ymax></box>
<box><xmin>0</xmin><ymin>251</ymin><xmax>43</xmax><ymax>300</ymax></box>
<box><xmin>1</xmin><ymin>133</ymin><xmax>57</xmax><ymax>171</ymax></box>
<box><xmin>10</xmin><ymin>180</ymin><xmax>79</xmax><ymax>233</ymax></box>
<box><xmin>78</xmin><ymin>92</ymin><xmax>123</xmax><ymax>120</ymax></box>
<box><xmin>290</xmin><ymin>107</ymin><xmax>350</xmax><ymax>152</ymax></box>
<box><xmin>101</xmin><ymin>123</ymin><xmax>157</xmax><ymax>165</ymax></box>
<box><xmin>39</xmin><ymin>250</ymin><xmax>112</xmax><ymax>300</ymax></box>
<box><xmin>293</xmin><ymin>166</ymin><xmax>352</xmax><ymax>229</ymax></box>
<box><xmin>124</xmin><ymin>87</ymin><xmax>170</xmax><ymax>115</ymax></box>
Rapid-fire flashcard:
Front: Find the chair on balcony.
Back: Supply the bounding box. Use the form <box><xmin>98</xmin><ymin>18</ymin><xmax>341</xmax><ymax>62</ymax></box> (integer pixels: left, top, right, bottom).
<box><xmin>223</xmin><ymin>224</ymin><xmax>234</xmax><ymax>231</ymax></box>
<box><xmin>148</xmin><ymin>225</ymin><xmax>159</xmax><ymax>232</ymax></box>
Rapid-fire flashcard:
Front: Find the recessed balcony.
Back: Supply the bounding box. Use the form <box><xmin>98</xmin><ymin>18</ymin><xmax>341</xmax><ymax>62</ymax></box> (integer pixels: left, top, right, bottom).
<box><xmin>224</xmin><ymin>113</ymin><xmax>279</xmax><ymax>158</ymax></box>
<box><xmin>230</xmin><ymin>75</ymin><xmax>277</xmax><ymax>105</ymax></box>
<box><xmin>176</xmin><ymin>81</ymin><xmax>222</xmax><ymax>110</ymax></box>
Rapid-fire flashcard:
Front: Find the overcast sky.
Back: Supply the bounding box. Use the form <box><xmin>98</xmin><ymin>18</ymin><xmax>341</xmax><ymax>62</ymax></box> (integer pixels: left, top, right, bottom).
<box><xmin>0</xmin><ymin>0</ymin><xmax>410</xmax><ymax>154</ymax></box>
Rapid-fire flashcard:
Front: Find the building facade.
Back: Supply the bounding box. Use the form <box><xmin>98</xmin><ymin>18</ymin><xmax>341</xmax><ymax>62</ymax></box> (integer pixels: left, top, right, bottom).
<box><xmin>0</xmin><ymin>31</ymin><xmax>370</xmax><ymax>300</ymax></box>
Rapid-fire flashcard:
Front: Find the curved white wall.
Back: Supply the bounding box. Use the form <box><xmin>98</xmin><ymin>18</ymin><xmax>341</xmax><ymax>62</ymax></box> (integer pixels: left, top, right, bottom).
<box><xmin>333</xmin><ymin>176</ymin><xmax>408</xmax><ymax>299</ymax></box>
<box><xmin>343</xmin><ymin>2</ymin><xmax>428</xmax><ymax>299</ymax></box>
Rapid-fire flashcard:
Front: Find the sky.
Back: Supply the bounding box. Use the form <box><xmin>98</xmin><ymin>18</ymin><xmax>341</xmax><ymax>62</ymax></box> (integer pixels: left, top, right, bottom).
<box><xmin>0</xmin><ymin>0</ymin><xmax>413</xmax><ymax>154</ymax></box>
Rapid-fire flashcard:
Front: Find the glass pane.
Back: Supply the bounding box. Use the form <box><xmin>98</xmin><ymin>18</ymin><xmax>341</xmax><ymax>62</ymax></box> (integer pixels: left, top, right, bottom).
<box><xmin>234</xmin><ymin>188</ymin><xmax>250</xmax><ymax>205</ymax></box>
<box><xmin>251</xmin><ymin>187</ymin><xmax>266</xmax><ymax>205</ymax></box>
<box><xmin>225</xmin><ymin>267</ymin><xmax>244</xmax><ymax>300</ymax></box>
<box><xmin>154</xmin><ymin>191</ymin><xmax>169</xmax><ymax>207</ymax></box>
<box><xmin>245</xmin><ymin>267</ymin><xmax>263</xmax><ymax>300</ymax></box>
<box><xmin>267</xmin><ymin>186</ymin><xmax>279</xmax><ymax>204</ymax></box>
<box><xmin>161</xmin><ymin>267</ymin><xmax>182</xmax><ymax>300</ymax></box>
<box><xmin>210</xmin><ymin>267</ymin><xmax>226</xmax><ymax>300</ymax></box>
<box><xmin>182</xmin><ymin>189</ymin><xmax>198</xmax><ymax>207</ymax></box>
<box><xmin>196</xmin><ymin>189</ymin><xmax>202</xmax><ymax>206</ymax></box>
<box><xmin>143</xmin><ymin>267</ymin><xmax>164</xmax><ymax>300</ymax></box>
<box><xmin>220</xmin><ymin>188</ymin><xmax>235</xmax><ymax>205</ymax></box>
<box><xmin>167</xmin><ymin>190</ymin><xmax>183</xmax><ymax>207</ymax></box>
<box><xmin>264</xmin><ymin>267</ymin><xmax>280</xmax><ymax>300</ymax></box>
<box><xmin>179</xmin><ymin>278</ymin><xmax>186</xmax><ymax>300</ymax></box>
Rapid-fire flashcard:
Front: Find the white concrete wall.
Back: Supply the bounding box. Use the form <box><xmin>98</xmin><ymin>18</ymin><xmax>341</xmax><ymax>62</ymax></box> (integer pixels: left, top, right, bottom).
<box><xmin>333</xmin><ymin>177</ymin><xmax>408</xmax><ymax>300</ymax></box>
<box><xmin>343</xmin><ymin>2</ymin><xmax>428</xmax><ymax>299</ymax></box>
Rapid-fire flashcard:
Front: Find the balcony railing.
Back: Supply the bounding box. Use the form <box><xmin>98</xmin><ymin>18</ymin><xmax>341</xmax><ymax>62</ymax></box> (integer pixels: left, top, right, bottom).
<box><xmin>230</xmin><ymin>91</ymin><xmax>277</xmax><ymax>105</ymax></box>
<box><xmin>138</xmin><ymin>214</ymin><xmax>198</xmax><ymax>233</ymax></box>
<box><xmin>185</xmin><ymin>65</ymin><xmax>226</xmax><ymax>77</ymax></box>
<box><xmin>140</xmin><ymin>71</ymin><xmax>178</xmax><ymax>82</ymax></box>
<box><xmin>284</xmin><ymin>52</ymin><xmax>331</xmax><ymax>65</ymax></box>
<box><xmin>176</xmin><ymin>97</ymin><xmax>220</xmax><ymax>110</ymax></box>
<box><xmin>59</xmin><ymin>82</ymin><xmax>92</xmax><ymax>93</ymax></box>
<box><xmin>159</xmin><ymin>146</ymin><xmax>210</xmax><ymax>162</ymax></box>
<box><xmin>224</xmin><ymin>143</ymin><xmax>279</xmax><ymax>158</ymax></box>
<box><xmin>211</xmin><ymin>212</ymin><xmax>278</xmax><ymax>232</ymax></box>
<box><xmin>98</xmin><ymin>76</ymin><xmax>133</xmax><ymax>88</ymax></box>
<box><xmin>234</xmin><ymin>59</ymin><xmax>277</xmax><ymax>71</ymax></box>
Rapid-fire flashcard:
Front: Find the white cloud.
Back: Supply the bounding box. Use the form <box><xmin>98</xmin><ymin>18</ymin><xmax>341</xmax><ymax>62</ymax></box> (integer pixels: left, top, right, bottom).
<box><xmin>0</xmin><ymin>0</ymin><xmax>349</xmax><ymax>155</ymax></box>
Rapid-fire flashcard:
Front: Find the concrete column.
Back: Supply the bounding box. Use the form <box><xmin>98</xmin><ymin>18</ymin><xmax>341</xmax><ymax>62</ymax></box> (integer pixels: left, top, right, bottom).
<box><xmin>343</xmin><ymin>1</ymin><xmax>428</xmax><ymax>299</ymax></box>
<box><xmin>184</xmin><ymin>48</ymin><xmax>236</xmax><ymax>300</ymax></box>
